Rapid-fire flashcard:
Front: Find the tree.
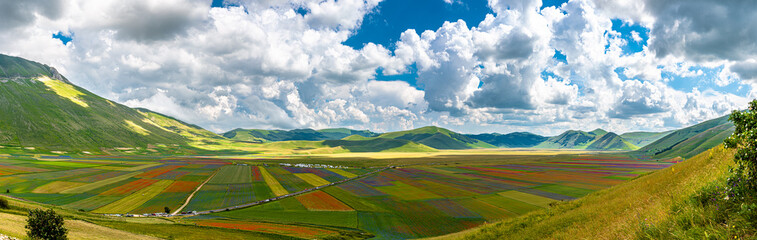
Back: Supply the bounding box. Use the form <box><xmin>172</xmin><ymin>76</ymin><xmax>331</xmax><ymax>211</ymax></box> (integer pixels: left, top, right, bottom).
<box><xmin>164</xmin><ymin>207</ymin><xmax>171</xmax><ymax>214</ymax></box>
<box><xmin>724</xmin><ymin>99</ymin><xmax>757</xmax><ymax>198</ymax></box>
<box><xmin>26</xmin><ymin>209</ymin><xmax>67</xmax><ymax>240</ymax></box>
<box><xmin>0</xmin><ymin>197</ymin><xmax>9</xmax><ymax>209</ymax></box>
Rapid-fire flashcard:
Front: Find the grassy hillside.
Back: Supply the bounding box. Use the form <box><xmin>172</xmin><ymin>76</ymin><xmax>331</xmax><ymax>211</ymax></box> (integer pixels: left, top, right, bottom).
<box><xmin>589</xmin><ymin>128</ymin><xmax>608</xmax><ymax>136</ymax></box>
<box><xmin>635</xmin><ymin>115</ymin><xmax>733</xmax><ymax>159</ymax></box>
<box><xmin>0</xmin><ymin>54</ymin><xmax>190</xmax><ymax>153</ymax></box>
<box><xmin>438</xmin><ymin>146</ymin><xmax>734</xmax><ymax>239</ymax></box>
<box><xmin>375</xmin><ymin>126</ymin><xmax>495</xmax><ymax>149</ymax></box>
<box><xmin>0</xmin><ymin>54</ymin><xmax>67</xmax><ymax>80</ymax></box>
<box><xmin>586</xmin><ymin>132</ymin><xmax>638</xmax><ymax>150</ymax></box>
<box><xmin>223</xmin><ymin>128</ymin><xmax>378</xmax><ymax>142</ymax></box>
<box><xmin>620</xmin><ymin>131</ymin><xmax>673</xmax><ymax>147</ymax></box>
<box><xmin>465</xmin><ymin>132</ymin><xmax>547</xmax><ymax>148</ymax></box>
<box><xmin>533</xmin><ymin>130</ymin><xmax>598</xmax><ymax>149</ymax></box>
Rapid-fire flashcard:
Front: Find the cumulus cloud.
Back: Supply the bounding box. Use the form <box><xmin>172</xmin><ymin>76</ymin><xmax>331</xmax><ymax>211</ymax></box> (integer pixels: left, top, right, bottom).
<box><xmin>643</xmin><ymin>0</ymin><xmax>757</xmax><ymax>63</ymax></box>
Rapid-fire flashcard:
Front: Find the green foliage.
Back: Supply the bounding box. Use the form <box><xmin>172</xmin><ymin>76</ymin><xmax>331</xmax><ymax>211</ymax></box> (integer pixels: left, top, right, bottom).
<box><xmin>0</xmin><ymin>197</ymin><xmax>9</xmax><ymax>209</ymax></box>
<box><xmin>164</xmin><ymin>207</ymin><xmax>171</xmax><ymax>214</ymax></box>
<box><xmin>638</xmin><ymin>172</ymin><xmax>757</xmax><ymax>239</ymax></box>
<box><xmin>725</xmin><ymin>99</ymin><xmax>757</xmax><ymax>196</ymax></box>
<box><xmin>26</xmin><ymin>208</ymin><xmax>68</xmax><ymax>240</ymax></box>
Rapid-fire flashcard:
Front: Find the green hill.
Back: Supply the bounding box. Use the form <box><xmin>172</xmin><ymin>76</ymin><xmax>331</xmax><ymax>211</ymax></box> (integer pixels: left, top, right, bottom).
<box><xmin>375</xmin><ymin>126</ymin><xmax>495</xmax><ymax>149</ymax></box>
<box><xmin>533</xmin><ymin>130</ymin><xmax>598</xmax><ymax>149</ymax></box>
<box><xmin>223</xmin><ymin>128</ymin><xmax>378</xmax><ymax>142</ymax></box>
<box><xmin>619</xmin><ymin>130</ymin><xmax>673</xmax><ymax>147</ymax></box>
<box><xmin>585</xmin><ymin>132</ymin><xmax>638</xmax><ymax>150</ymax></box>
<box><xmin>589</xmin><ymin>128</ymin><xmax>608</xmax><ymax>136</ymax></box>
<box><xmin>0</xmin><ymin>54</ymin><xmax>191</xmax><ymax>153</ymax></box>
<box><xmin>464</xmin><ymin>132</ymin><xmax>547</xmax><ymax>148</ymax></box>
<box><xmin>533</xmin><ymin>129</ymin><xmax>642</xmax><ymax>151</ymax></box>
<box><xmin>635</xmin><ymin>115</ymin><xmax>733</xmax><ymax>159</ymax></box>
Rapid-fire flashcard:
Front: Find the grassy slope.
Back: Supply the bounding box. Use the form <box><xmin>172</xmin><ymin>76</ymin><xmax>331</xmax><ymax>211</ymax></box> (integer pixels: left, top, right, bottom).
<box><xmin>0</xmin><ymin>78</ymin><xmax>187</xmax><ymax>152</ymax></box>
<box><xmin>437</xmin><ymin>146</ymin><xmax>734</xmax><ymax>240</ymax></box>
<box><xmin>0</xmin><ymin>54</ymin><xmax>190</xmax><ymax>153</ymax></box>
<box><xmin>585</xmin><ymin>132</ymin><xmax>638</xmax><ymax>150</ymax></box>
<box><xmin>533</xmin><ymin>130</ymin><xmax>597</xmax><ymax>149</ymax></box>
<box><xmin>635</xmin><ymin>115</ymin><xmax>733</xmax><ymax>159</ymax></box>
<box><xmin>620</xmin><ymin>131</ymin><xmax>673</xmax><ymax>147</ymax></box>
<box><xmin>0</xmin><ymin>54</ymin><xmax>63</xmax><ymax>79</ymax></box>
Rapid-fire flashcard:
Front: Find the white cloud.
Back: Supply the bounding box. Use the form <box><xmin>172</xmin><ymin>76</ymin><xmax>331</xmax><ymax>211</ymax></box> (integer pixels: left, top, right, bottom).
<box><xmin>0</xmin><ymin>0</ymin><xmax>752</xmax><ymax>135</ymax></box>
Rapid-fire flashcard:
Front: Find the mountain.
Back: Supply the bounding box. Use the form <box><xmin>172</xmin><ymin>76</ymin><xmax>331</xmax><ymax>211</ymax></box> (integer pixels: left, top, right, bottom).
<box><xmin>533</xmin><ymin>130</ymin><xmax>599</xmax><ymax>149</ymax></box>
<box><xmin>0</xmin><ymin>54</ymin><xmax>191</xmax><ymax>153</ymax></box>
<box><xmin>465</xmin><ymin>132</ymin><xmax>547</xmax><ymax>148</ymax></box>
<box><xmin>635</xmin><ymin>115</ymin><xmax>733</xmax><ymax>159</ymax></box>
<box><xmin>585</xmin><ymin>132</ymin><xmax>638</xmax><ymax>150</ymax></box>
<box><xmin>619</xmin><ymin>131</ymin><xmax>673</xmax><ymax>147</ymax></box>
<box><xmin>533</xmin><ymin>128</ymin><xmax>639</xmax><ymax>151</ymax></box>
<box><xmin>374</xmin><ymin>126</ymin><xmax>495</xmax><ymax>149</ymax></box>
<box><xmin>222</xmin><ymin>128</ymin><xmax>378</xmax><ymax>142</ymax></box>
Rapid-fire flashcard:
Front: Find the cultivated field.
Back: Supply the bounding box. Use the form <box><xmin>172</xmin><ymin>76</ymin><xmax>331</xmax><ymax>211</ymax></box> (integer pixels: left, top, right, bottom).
<box><xmin>0</xmin><ymin>151</ymin><xmax>676</xmax><ymax>239</ymax></box>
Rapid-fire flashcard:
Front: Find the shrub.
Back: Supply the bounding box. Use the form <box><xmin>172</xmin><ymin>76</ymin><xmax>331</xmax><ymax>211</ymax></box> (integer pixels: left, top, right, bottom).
<box><xmin>164</xmin><ymin>207</ymin><xmax>171</xmax><ymax>214</ymax></box>
<box><xmin>724</xmin><ymin>99</ymin><xmax>757</xmax><ymax>199</ymax></box>
<box><xmin>0</xmin><ymin>197</ymin><xmax>9</xmax><ymax>209</ymax></box>
<box><xmin>26</xmin><ymin>209</ymin><xmax>67</xmax><ymax>240</ymax></box>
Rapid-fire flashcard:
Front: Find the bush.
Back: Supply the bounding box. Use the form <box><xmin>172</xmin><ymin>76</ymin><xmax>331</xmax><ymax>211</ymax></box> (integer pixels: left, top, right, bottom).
<box><xmin>26</xmin><ymin>209</ymin><xmax>67</xmax><ymax>240</ymax></box>
<box><xmin>0</xmin><ymin>197</ymin><xmax>9</xmax><ymax>209</ymax></box>
<box><xmin>724</xmin><ymin>99</ymin><xmax>757</xmax><ymax>199</ymax></box>
<box><xmin>164</xmin><ymin>207</ymin><xmax>171</xmax><ymax>214</ymax></box>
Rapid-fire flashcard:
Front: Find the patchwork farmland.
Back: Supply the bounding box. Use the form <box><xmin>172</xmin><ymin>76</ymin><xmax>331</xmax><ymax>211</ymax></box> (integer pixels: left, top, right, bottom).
<box><xmin>0</xmin><ymin>153</ymin><xmax>673</xmax><ymax>239</ymax></box>
<box><xmin>208</xmin><ymin>156</ymin><xmax>674</xmax><ymax>239</ymax></box>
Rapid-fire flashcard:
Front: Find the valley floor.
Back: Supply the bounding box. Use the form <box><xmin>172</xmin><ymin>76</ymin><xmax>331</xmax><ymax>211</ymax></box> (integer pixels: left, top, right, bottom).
<box><xmin>0</xmin><ymin>149</ymin><xmax>682</xmax><ymax>239</ymax></box>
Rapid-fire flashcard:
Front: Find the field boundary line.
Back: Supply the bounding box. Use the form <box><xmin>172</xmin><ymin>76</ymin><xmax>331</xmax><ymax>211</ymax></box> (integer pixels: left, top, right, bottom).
<box><xmin>172</xmin><ymin>168</ymin><xmax>221</xmax><ymax>215</ymax></box>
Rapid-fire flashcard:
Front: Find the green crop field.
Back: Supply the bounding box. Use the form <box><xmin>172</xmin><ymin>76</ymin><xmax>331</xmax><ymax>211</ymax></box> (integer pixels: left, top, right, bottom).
<box><xmin>208</xmin><ymin>165</ymin><xmax>252</xmax><ymax>184</ymax></box>
<box><xmin>0</xmin><ymin>151</ymin><xmax>681</xmax><ymax>239</ymax></box>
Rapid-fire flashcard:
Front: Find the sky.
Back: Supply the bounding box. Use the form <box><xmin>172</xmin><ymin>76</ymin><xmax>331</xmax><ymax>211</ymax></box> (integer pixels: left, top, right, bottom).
<box><xmin>0</xmin><ymin>0</ymin><xmax>756</xmax><ymax>135</ymax></box>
